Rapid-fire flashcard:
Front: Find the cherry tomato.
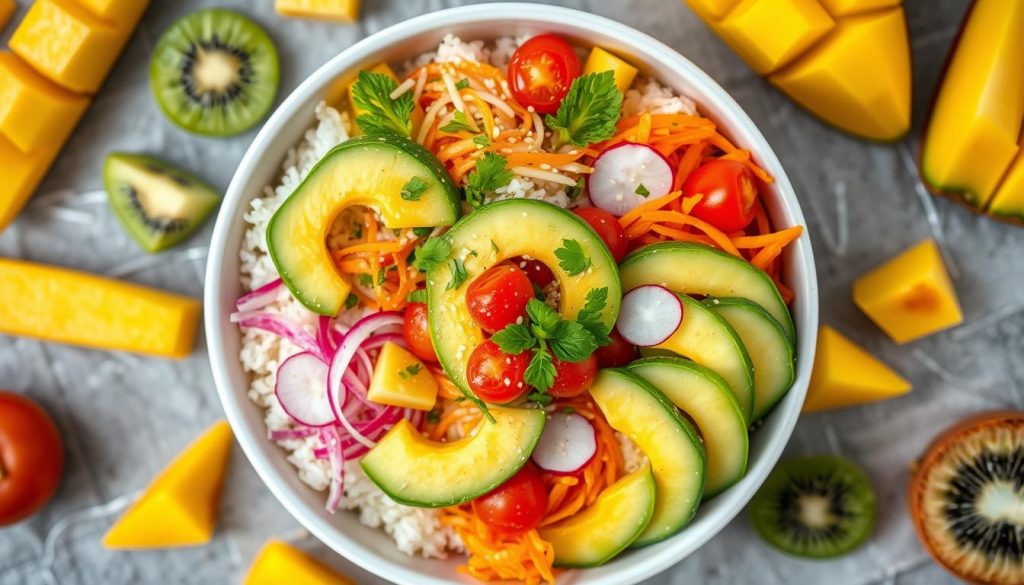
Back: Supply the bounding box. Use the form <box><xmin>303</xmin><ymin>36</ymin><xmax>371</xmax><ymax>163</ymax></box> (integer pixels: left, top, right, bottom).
<box><xmin>508</xmin><ymin>34</ymin><xmax>581</xmax><ymax>115</ymax></box>
<box><xmin>517</xmin><ymin>258</ymin><xmax>555</xmax><ymax>289</ymax></box>
<box><xmin>549</xmin><ymin>354</ymin><xmax>598</xmax><ymax>398</ymax></box>
<box><xmin>403</xmin><ymin>302</ymin><xmax>437</xmax><ymax>362</ymax></box>
<box><xmin>472</xmin><ymin>462</ymin><xmax>549</xmax><ymax>534</ymax></box>
<box><xmin>572</xmin><ymin>207</ymin><xmax>628</xmax><ymax>262</ymax></box>
<box><xmin>683</xmin><ymin>160</ymin><xmax>758</xmax><ymax>233</ymax></box>
<box><xmin>465</xmin><ymin>265</ymin><xmax>534</xmax><ymax>333</ymax></box>
<box><xmin>594</xmin><ymin>330</ymin><xmax>637</xmax><ymax>368</ymax></box>
<box><xmin>0</xmin><ymin>392</ymin><xmax>63</xmax><ymax>526</ymax></box>
<box><xmin>466</xmin><ymin>340</ymin><xmax>532</xmax><ymax>403</ymax></box>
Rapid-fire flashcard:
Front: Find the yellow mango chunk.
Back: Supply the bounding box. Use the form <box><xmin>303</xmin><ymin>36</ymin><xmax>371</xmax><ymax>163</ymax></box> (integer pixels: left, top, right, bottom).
<box><xmin>75</xmin><ymin>0</ymin><xmax>148</xmax><ymax>27</ymax></box>
<box><xmin>0</xmin><ymin>52</ymin><xmax>91</xmax><ymax>154</ymax></box>
<box><xmin>245</xmin><ymin>541</ymin><xmax>354</xmax><ymax>585</ymax></box>
<box><xmin>583</xmin><ymin>47</ymin><xmax>639</xmax><ymax>94</ymax></box>
<box><xmin>0</xmin><ymin>258</ymin><xmax>200</xmax><ymax>358</ymax></box>
<box><xmin>686</xmin><ymin>0</ymin><xmax>741</xmax><ymax>20</ymax></box>
<box><xmin>716</xmin><ymin>0</ymin><xmax>835</xmax><ymax>75</ymax></box>
<box><xmin>0</xmin><ymin>133</ymin><xmax>62</xmax><ymax>230</ymax></box>
<box><xmin>818</xmin><ymin>0</ymin><xmax>900</xmax><ymax>17</ymax></box>
<box><xmin>989</xmin><ymin>148</ymin><xmax>1024</xmax><ymax>222</ymax></box>
<box><xmin>367</xmin><ymin>342</ymin><xmax>438</xmax><ymax>411</ymax></box>
<box><xmin>10</xmin><ymin>0</ymin><xmax>127</xmax><ymax>94</ymax></box>
<box><xmin>803</xmin><ymin>326</ymin><xmax>910</xmax><ymax>413</ymax></box>
<box><xmin>769</xmin><ymin>7</ymin><xmax>910</xmax><ymax>141</ymax></box>
<box><xmin>853</xmin><ymin>239</ymin><xmax>962</xmax><ymax>344</ymax></box>
<box><xmin>920</xmin><ymin>0</ymin><xmax>1024</xmax><ymax>208</ymax></box>
<box><xmin>275</xmin><ymin>0</ymin><xmax>359</xmax><ymax>22</ymax></box>
<box><xmin>0</xmin><ymin>0</ymin><xmax>15</xmax><ymax>31</ymax></box>
<box><xmin>104</xmin><ymin>421</ymin><xmax>233</xmax><ymax>549</ymax></box>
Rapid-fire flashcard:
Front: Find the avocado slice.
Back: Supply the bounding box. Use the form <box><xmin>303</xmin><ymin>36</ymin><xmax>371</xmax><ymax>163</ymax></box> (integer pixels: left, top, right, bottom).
<box><xmin>360</xmin><ymin>406</ymin><xmax>545</xmax><ymax>508</ymax></box>
<box><xmin>589</xmin><ymin>369</ymin><xmax>705</xmax><ymax>546</ymax></box>
<box><xmin>267</xmin><ymin>134</ymin><xmax>460</xmax><ymax>315</ymax></box>
<box><xmin>426</xmin><ymin>199</ymin><xmax>621</xmax><ymax>397</ymax></box>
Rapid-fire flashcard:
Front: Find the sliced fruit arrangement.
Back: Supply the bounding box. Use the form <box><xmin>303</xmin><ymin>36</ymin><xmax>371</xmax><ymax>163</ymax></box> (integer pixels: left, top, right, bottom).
<box><xmin>920</xmin><ymin>0</ymin><xmax>1024</xmax><ymax>222</ymax></box>
<box><xmin>686</xmin><ymin>0</ymin><xmax>911</xmax><ymax>141</ymax></box>
<box><xmin>0</xmin><ymin>391</ymin><xmax>64</xmax><ymax>527</ymax></box>
<box><xmin>909</xmin><ymin>411</ymin><xmax>1024</xmax><ymax>585</ymax></box>
<box><xmin>750</xmin><ymin>455</ymin><xmax>876</xmax><ymax>558</ymax></box>
<box><xmin>245</xmin><ymin>540</ymin><xmax>354</xmax><ymax>585</ymax></box>
<box><xmin>275</xmin><ymin>0</ymin><xmax>360</xmax><ymax>23</ymax></box>
<box><xmin>804</xmin><ymin>325</ymin><xmax>910</xmax><ymax>412</ymax></box>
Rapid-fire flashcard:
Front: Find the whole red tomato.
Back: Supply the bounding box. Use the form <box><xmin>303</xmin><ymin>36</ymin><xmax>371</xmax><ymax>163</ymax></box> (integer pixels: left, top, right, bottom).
<box><xmin>683</xmin><ymin>159</ymin><xmax>758</xmax><ymax>233</ymax></box>
<box><xmin>465</xmin><ymin>265</ymin><xmax>534</xmax><ymax>333</ymax></box>
<box><xmin>0</xmin><ymin>392</ymin><xmax>63</xmax><ymax>526</ymax></box>
<box><xmin>403</xmin><ymin>302</ymin><xmax>438</xmax><ymax>362</ymax></box>
<box><xmin>594</xmin><ymin>330</ymin><xmax>637</xmax><ymax>368</ymax></box>
<box><xmin>466</xmin><ymin>340</ymin><xmax>532</xmax><ymax>403</ymax></box>
<box><xmin>548</xmin><ymin>354</ymin><xmax>598</xmax><ymax>398</ymax></box>
<box><xmin>508</xmin><ymin>34</ymin><xmax>581</xmax><ymax>115</ymax></box>
<box><xmin>572</xmin><ymin>207</ymin><xmax>628</xmax><ymax>262</ymax></box>
<box><xmin>472</xmin><ymin>462</ymin><xmax>548</xmax><ymax>533</ymax></box>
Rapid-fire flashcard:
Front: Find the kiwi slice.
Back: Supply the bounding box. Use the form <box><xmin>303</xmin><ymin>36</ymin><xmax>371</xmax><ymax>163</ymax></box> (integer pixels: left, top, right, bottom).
<box><xmin>750</xmin><ymin>455</ymin><xmax>876</xmax><ymax>558</ymax></box>
<box><xmin>909</xmin><ymin>411</ymin><xmax>1024</xmax><ymax>585</ymax></box>
<box><xmin>150</xmin><ymin>9</ymin><xmax>279</xmax><ymax>136</ymax></box>
<box><xmin>104</xmin><ymin>153</ymin><xmax>220</xmax><ymax>252</ymax></box>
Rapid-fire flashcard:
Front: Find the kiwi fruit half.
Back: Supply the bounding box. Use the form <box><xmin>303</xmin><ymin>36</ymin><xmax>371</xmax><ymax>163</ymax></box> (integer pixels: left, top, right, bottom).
<box><xmin>104</xmin><ymin>153</ymin><xmax>220</xmax><ymax>253</ymax></box>
<box><xmin>150</xmin><ymin>9</ymin><xmax>279</xmax><ymax>136</ymax></box>
<box><xmin>750</xmin><ymin>455</ymin><xmax>876</xmax><ymax>558</ymax></box>
<box><xmin>909</xmin><ymin>411</ymin><xmax>1024</xmax><ymax>585</ymax></box>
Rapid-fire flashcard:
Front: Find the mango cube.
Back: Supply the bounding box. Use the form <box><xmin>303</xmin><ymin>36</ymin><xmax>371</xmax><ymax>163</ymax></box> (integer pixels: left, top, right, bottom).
<box><xmin>818</xmin><ymin>0</ymin><xmax>900</xmax><ymax>17</ymax></box>
<box><xmin>583</xmin><ymin>47</ymin><xmax>639</xmax><ymax>94</ymax></box>
<box><xmin>0</xmin><ymin>0</ymin><xmax>14</xmax><ymax>31</ymax></box>
<box><xmin>103</xmin><ymin>421</ymin><xmax>233</xmax><ymax>549</ymax></box>
<box><xmin>717</xmin><ymin>0</ymin><xmax>835</xmax><ymax>75</ymax></box>
<box><xmin>853</xmin><ymin>240</ymin><xmax>962</xmax><ymax>344</ymax></box>
<box><xmin>245</xmin><ymin>541</ymin><xmax>354</xmax><ymax>585</ymax></box>
<box><xmin>804</xmin><ymin>326</ymin><xmax>911</xmax><ymax>412</ymax></box>
<box><xmin>0</xmin><ymin>52</ymin><xmax>91</xmax><ymax>154</ymax></box>
<box><xmin>275</xmin><ymin>0</ymin><xmax>360</xmax><ymax>22</ymax></box>
<box><xmin>367</xmin><ymin>342</ymin><xmax>438</xmax><ymax>411</ymax></box>
<box><xmin>75</xmin><ymin>0</ymin><xmax>148</xmax><ymax>27</ymax></box>
<box><xmin>0</xmin><ymin>133</ymin><xmax>63</xmax><ymax>230</ymax></box>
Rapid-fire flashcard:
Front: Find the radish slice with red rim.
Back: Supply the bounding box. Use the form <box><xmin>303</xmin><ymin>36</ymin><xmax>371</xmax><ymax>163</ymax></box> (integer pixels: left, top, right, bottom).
<box><xmin>531</xmin><ymin>411</ymin><xmax>597</xmax><ymax>475</ymax></box>
<box><xmin>588</xmin><ymin>142</ymin><xmax>674</xmax><ymax>216</ymax></box>
<box><xmin>616</xmin><ymin>284</ymin><xmax>683</xmax><ymax>347</ymax></box>
<box><xmin>275</xmin><ymin>352</ymin><xmax>336</xmax><ymax>427</ymax></box>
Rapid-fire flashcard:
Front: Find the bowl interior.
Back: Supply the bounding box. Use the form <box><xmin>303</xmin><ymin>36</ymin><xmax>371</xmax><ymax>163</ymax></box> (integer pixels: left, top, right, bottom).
<box><xmin>205</xmin><ymin>5</ymin><xmax>818</xmax><ymax>585</ymax></box>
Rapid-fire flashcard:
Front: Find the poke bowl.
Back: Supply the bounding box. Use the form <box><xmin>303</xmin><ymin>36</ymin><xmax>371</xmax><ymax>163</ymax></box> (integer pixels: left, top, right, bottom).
<box><xmin>205</xmin><ymin>4</ymin><xmax>819</xmax><ymax>584</ymax></box>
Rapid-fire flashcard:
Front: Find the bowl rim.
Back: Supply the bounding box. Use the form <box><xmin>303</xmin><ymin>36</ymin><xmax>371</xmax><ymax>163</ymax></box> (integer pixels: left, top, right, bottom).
<box><xmin>205</xmin><ymin>4</ymin><xmax>819</xmax><ymax>584</ymax></box>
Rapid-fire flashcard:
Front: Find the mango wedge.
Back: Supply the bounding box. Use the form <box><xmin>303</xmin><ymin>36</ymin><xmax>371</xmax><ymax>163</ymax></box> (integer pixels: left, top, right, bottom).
<box><xmin>686</xmin><ymin>0</ymin><xmax>910</xmax><ymax>141</ymax></box>
<box><xmin>0</xmin><ymin>52</ymin><xmax>91</xmax><ymax>154</ymax></box>
<box><xmin>275</xmin><ymin>0</ymin><xmax>360</xmax><ymax>22</ymax></box>
<box><xmin>0</xmin><ymin>134</ymin><xmax>62</xmax><ymax>229</ymax></box>
<box><xmin>583</xmin><ymin>47</ymin><xmax>638</xmax><ymax>94</ymax></box>
<box><xmin>0</xmin><ymin>0</ymin><xmax>14</xmax><ymax>31</ymax></box>
<box><xmin>104</xmin><ymin>421</ymin><xmax>233</xmax><ymax>549</ymax></box>
<box><xmin>245</xmin><ymin>541</ymin><xmax>354</xmax><ymax>585</ymax></box>
<box><xmin>0</xmin><ymin>259</ymin><xmax>200</xmax><ymax>358</ymax></box>
<box><xmin>804</xmin><ymin>326</ymin><xmax>911</xmax><ymax>412</ymax></box>
<box><xmin>76</xmin><ymin>0</ymin><xmax>148</xmax><ymax>27</ymax></box>
<box><xmin>367</xmin><ymin>342</ymin><xmax>437</xmax><ymax>411</ymax></box>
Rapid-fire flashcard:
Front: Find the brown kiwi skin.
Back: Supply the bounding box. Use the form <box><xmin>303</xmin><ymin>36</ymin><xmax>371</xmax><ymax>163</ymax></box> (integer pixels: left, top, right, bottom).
<box><xmin>908</xmin><ymin>411</ymin><xmax>1024</xmax><ymax>585</ymax></box>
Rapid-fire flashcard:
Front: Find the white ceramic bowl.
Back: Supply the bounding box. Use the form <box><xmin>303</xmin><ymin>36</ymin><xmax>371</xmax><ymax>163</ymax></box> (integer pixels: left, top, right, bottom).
<box><xmin>206</xmin><ymin>4</ymin><xmax>819</xmax><ymax>584</ymax></box>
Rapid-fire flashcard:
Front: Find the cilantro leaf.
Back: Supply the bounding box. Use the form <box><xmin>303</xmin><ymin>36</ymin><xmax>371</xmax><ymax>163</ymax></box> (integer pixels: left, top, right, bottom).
<box><xmin>413</xmin><ymin>237</ymin><xmax>451</xmax><ymax>272</ymax></box>
<box><xmin>357</xmin><ymin>273</ymin><xmax>373</xmax><ymax>287</ymax></box>
<box><xmin>401</xmin><ymin>176</ymin><xmax>429</xmax><ymax>201</ymax></box>
<box><xmin>526</xmin><ymin>298</ymin><xmax>560</xmax><ymax>337</ymax></box>
<box><xmin>446</xmin><ymin>258</ymin><xmax>468</xmax><ymax>290</ymax></box>
<box><xmin>567</xmin><ymin>177</ymin><xmax>585</xmax><ymax>201</ymax></box>
<box><xmin>407</xmin><ymin>289</ymin><xmax>428</xmax><ymax>304</ymax></box>
<box><xmin>527</xmin><ymin>390</ymin><xmax>554</xmax><ymax>406</ymax></box>
<box><xmin>412</xmin><ymin>226</ymin><xmax>433</xmax><ymax>237</ymax></box>
<box><xmin>577</xmin><ymin>287</ymin><xmax>612</xmax><ymax>346</ymax></box>
<box><xmin>455</xmin><ymin>78</ymin><xmax>470</xmax><ymax>90</ymax></box>
<box><xmin>377</xmin><ymin>266</ymin><xmax>388</xmax><ymax>286</ymax></box>
<box><xmin>344</xmin><ymin>293</ymin><xmax>359</xmax><ymax>309</ymax></box>
<box><xmin>473</xmin><ymin>134</ymin><xmax>491</xmax><ymax>147</ymax></box>
<box><xmin>544</xmin><ymin>71</ymin><xmax>622</xmax><ymax>148</ymax></box>
<box><xmin>465</xmin><ymin>153</ymin><xmax>514</xmax><ymax>207</ymax></box>
<box><xmin>398</xmin><ymin>363</ymin><xmax>423</xmax><ymax>380</ymax></box>
<box><xmin>440</xmin><ymin>110</ymin><xmax>476</xmax><ymax>134</ymax></box>
<box><xmin>549</xmin><ymin>321</ymin><xmax>598</xmax><ymax>362</ymax></box>
<box><xmin>352</xmin><ymin>71</ymin><xmax>414</xmax><ymax>137</ymax></box>
<box><xmin>635</xmin><ymin>183</ymin><xmax>650</xmax><ymax>197</ymax></box>
<box><xmin>555</xmin><ymin>239</ymin><xmax>591</xmax><ymax>276</ymax></box>
<box><xmin>491</xmin><ymin>323</ymin><xmax>535</xmax><ymax>355</ymax></box>
<box><xmin>524</xmin><ymin>349</ymin><xmax>557</xmax><ymax>391</ymax></box>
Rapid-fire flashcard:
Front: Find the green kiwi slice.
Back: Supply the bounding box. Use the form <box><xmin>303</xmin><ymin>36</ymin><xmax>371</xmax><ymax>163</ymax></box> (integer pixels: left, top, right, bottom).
<box><xmin>150</xmin><ymin>8</ymin><xmax>279</xmax><ymax>136</ymax></box>
<box><xmin>750</xmin><ymin>455</ymin><xmax>876</xmax><ymax>558</ymax></box>
<box><xmin>104</xmin><ymin>153</ymin><xmax>220</xmax><ymax>253</ymax></box>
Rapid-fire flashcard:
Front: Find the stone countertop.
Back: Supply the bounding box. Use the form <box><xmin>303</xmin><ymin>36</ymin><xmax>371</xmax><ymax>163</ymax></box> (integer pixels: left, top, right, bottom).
<box><xmin>1</xmin><ymin>0</ymin><xmax>1012</xmax><ymax>584</ymax></box>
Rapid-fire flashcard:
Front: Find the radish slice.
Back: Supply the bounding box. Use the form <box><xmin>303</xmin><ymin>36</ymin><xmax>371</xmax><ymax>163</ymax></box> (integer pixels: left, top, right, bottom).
<box><xmin>275</xmin><ymin>352</ymin><xmax>336</xmax><ymax>427</ymax></box>
<box><xmin>616</xmin><ymin>284</ymin><xmax>683</xmax><ymax>347</ymax></box>
<box><xmin>588</xmin><ymin>142</ymin><xmax>674</xmax><ymax>216</ymax></box>
<box><xmin>531</xmin><ymin>411</ymin><xmax>598</xmax><ymax>475</ymax></box>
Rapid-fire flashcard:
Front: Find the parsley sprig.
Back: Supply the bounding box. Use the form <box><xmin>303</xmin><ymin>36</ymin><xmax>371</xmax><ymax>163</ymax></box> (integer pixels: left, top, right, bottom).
<box><xmin>413</xmin><ymin>237</ymin><xmax>451</xmax><ymax>272</ymax></box>
<box><xmin>465</xmin><ymin>153</ymin><xmax>514</xmax><ymax>207</ymax></box>
<box><xmin>555</xmin><ymin>239</ymin><xmax>591</xmax><ymax>276</ymax></box>
<box><xmin>351</xmin><ymin>71</ymin><xmax>415</xmax><ymax>137</ymax></box>
<box><xmin>545</xmin><ymin>71</ymin><xmax>622</xmax><ymax>149</ymax></box>
<box><xmin>401</xmin><ymin>176</ymin><xmax>428</xmax><ymax>201</ymax></box>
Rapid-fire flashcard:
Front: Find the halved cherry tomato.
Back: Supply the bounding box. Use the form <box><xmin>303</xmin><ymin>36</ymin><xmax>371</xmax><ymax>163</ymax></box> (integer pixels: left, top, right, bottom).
<box><xmin>465</xmin><ymin>265</ymin><xmax>534</xmax><ymax>333</ymax></box>
<box><xmin>0</xmin><ymin>391</ymin><xmax>63</xmax><ymax>526</ymax></box>
<box><xmin>572</xmin><ymin>207</ymin><xmax>628</xmax><ymax>262</ymax></box>
<box><xmin>549</xmin><ymin>354</ymin><xmax>598</xmax><ymax>398</ymax></box>
<box><xmin>466</xmin><ymin>340</ymin><xmax>531</xmax><ymax>403</ymax></box>
<box><xmin>508</xmin><ymin>34</ymin><xmax>581</xmax><ymax>115</ymax></box>
<box><xmin>472</xmin><ymin>461</ymin><xmax>548</xmax><ymax>534</ymax></box>
<box><xmin>594</xmin><ymin>330</ymin><xmax>638</xmax><ymax>368</ymax></box>
<box><xmin>403</xmin><ymin>302</ymin><xmax>437</xmax><ymax>362</ymax></box>
<box><xmin>517</xmin><ymin>258</ymin><xmax>555</xmax><ymax>289</ymax></box>
<box><xmin>683</xmin><ymin>160</ymin><xmax>758</xmax><ymax>233</ymax></box>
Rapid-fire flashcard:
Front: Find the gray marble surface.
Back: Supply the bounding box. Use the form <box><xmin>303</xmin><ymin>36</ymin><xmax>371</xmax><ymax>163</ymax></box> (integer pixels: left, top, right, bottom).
<box><xmin>0</xmin><ymin>0</ymin><xmax>1013</xmax><ymax>583</ymax></box>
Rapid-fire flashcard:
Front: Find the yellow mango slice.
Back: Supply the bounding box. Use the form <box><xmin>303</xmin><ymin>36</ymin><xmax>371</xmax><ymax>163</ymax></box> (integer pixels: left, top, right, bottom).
<box><xmin>853</xmin><ymin>239</ymin><xmax>962</xmax><ymax>344</ymax></box>
<box><xmin>367</xmin><ymin>342</ymin><xmax>438</xmax><ymax>411</ymax></box>
<box><xmin>920</xmin><ymin>0</ymin><xmax>1024</xmax><ymax>208</ymax></box>
<box><xmin>10</xmin><ymin>0</ymin><xmax>127</xmax><ymax>94</ymax></box>
<box><xmin>769</xmin><ymin>8</ymin><xmax>910</xmax><ymax>141</ymax></box>
<box><xmin>0</xmin><ymin>258</ymin><xmax>200</xmax><ymax>358</ymax></box>
<box><xmin>0</xmin><ymin>0</ymin><xmax>14</xmax><ymax>31</ymax></box>
<box><xmin>583</xmin><ymin>47</ymin><xmax>639</xmax><ymax>94</ymax></box>
<box><xmin>104</xmin><ymin>421</ymin><xmax>233</xmax><ymax>549</ymax></box>
<box><xmin>803</xmin><ymin>325</ymin><xmax>910</xmax><ymax>413</ymax></box>
<box><xmin>716</xmin><ymin>0</ymin><xmax>835</xmax><ymax>75</ymax></box>
<box><xmin>275</xmin><ymin>0</ymin><xmax>360</xmax><ymax>22</ymax></box>
<box><xmin>818</xmin><ymin>0</ymin><xmax>900</xmax><ymax>17</ymax></box>
<box><xmin>989</xmin><ymin>148</ymin><xmax>1024</xmax><ymax>222</ymax></box>
<box><xmin>0</xmin><ymin>133</ymin><xmax>62</xmax><ymax>230</ymax></box>
<box><xmin>0</xmin><ymin>52</ymin><xmax>91</xmax><ymax>154</ymax></box>
<box><xmin>245</xmin><ymin>541</ymin><xmax>354</xmax><ymax>585</ymax></box>
<box><xmin>75</xmin><ymin>0</ymin><xmax>148</xmax><ymax>27</ymax></box>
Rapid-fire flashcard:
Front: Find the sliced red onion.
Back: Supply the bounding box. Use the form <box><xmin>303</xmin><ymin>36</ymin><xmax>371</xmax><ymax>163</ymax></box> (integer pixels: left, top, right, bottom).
<box><xmin>231</xmin><ymin>310</ymin><xmax>326</xmax><ymax>361</ymax></box>
<box><xmin>235</xmin><ymin>278</ymin><xmax>283</xmax><ymax>312</ymax></box>
<box><xmin>616</xmin><ymin>285</ymin><xmax>684</xmax><ymax>347</ymax></box>
<box><xmin>362</xmin><ymin>333</ymin><xmax>407</xmax><ymax>351</ymax></box>
<box><xmin>589</xmin><ymin>142</ymin><xmax>674</xmax><ymax>216</ymax></box>
<box><xmin>275</xmin><ymin>352</ymin><xmax>336</xmax><ymax>427</ymax></box>
<box><xmin>313</xmin><ymin>446</ymin><xmax>330</xmax><ymax>459</ymax></box>
<box><xmin>321</xmin><ymin>426</ymin><xmax>346</xmax><ymax>513</ymax></box>
<box><xmin>531</xmin><ymin>411</ymin><xmax>598</xmax><ymax>475</ymax></box>
<box><xmin>317</xmin><ymin>315</ymin><xmax>336</xmax><ymax>356</ymax></box>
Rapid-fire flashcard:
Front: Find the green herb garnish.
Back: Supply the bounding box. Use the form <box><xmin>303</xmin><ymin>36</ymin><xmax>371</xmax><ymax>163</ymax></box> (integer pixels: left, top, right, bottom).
<box><xmin>465</xmin><ymin>152</ymin><xmax>514</xmax><ymax>207</ymax></box>
<box><xmin>398</xmin><ymin>363</ymin><xmax>423</xmax><ymax>380</ymax></box>
<box><xmin>401</xmin><ymin>176</ymin><xmax>429</xmax><ymax>201</ymax></box>
<box><xmin>555</xmin><ymin>238</ymin><xmax>591</xmax><ymax>276</ymax></box>
<box><xmin>344</xmin><ymin>293</ymin><xmax>359</xmax><ymax>309</ymax></box>
<box><xmin>635</xmin><ymin>183</ymin><xmax>650</xmax><ymax>197</ymax></box>
<box><xmin>473</xmin><ymin>134</ymin><xmax>491</xmax><ymax>147</ymax></box>
<box><xmin>545</xmin><ymin>71</ymin><xmax>622</xmax><ymax>149</ymax></box>
<box><xmin>455</xmin><ymin>78</ymin><xmax>470</xmax><ymax>90</ymax></box>
<box><xmin>526</xmin><ymin>388</ymin><xmax>554</xmax><ymax>406</ymax></box>
<box><xmin>407</xmin><ymin>288</ymin><xmax>428</xmax><ymax>304</ymax></box>
<box><xmin>490</xmin><ymin>239</ymin><xmax>499</xmax><ymax>254</ymax></box>
<box><xmin>440</xmin><ymin>110</ymin><xmax>476</xmax><ymax>134</ymax></box>
<box><xmin>567</xmin><ymin>177</ymin><xmax>585</xmax><ymax>201</ymax></box>
<box><xmin>413</xmin><ymin>237</ymin><xmax>451</xmax><ymax>272</ymax></box>
<box><xmin>351</xmin><ymin>70</ymin><xmax>415</xmax><ymax>137</ymax></box>
<box><xmin>446</xmin><ymin>258</ymin><xmax>468</xmax><ymax>290</ymax></box>
<box><xmin>412</xmin><ymin>226</ymin><xmax>433</xmax><ymax>237</ymax></box>
<box><xmin>357</xmin><ymin>273</ymin><xmax>373</xmax><ymax>287</ymax></box>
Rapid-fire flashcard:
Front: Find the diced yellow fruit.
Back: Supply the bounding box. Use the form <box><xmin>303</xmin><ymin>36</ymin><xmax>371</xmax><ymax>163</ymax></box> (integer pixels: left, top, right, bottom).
<box><xmin>0</xmin><ymin>258</ymin><xmax>200</xmax><ymax>358</ymax></box>
<box><xmin>103</xmin><ymin>421</ymin><xmax>233</xmax><ymax>549</ymax></box>
<box><xmin>0</xmin><ymin>52</ymin><xmax>91</xmax><ymax>154</ymax></box>
<box><xmin>367</xmin><ymin>342</ymin><xmax>438</xmax><ymax>411</ymax></box>
<box><xmin>245</xmin><ymin>541</ymin><xmax>354</xmax><ymax>585</ymax></box>
<box><xmin>989</xmin><ymin>148</ymin><xmax>1024</xmax><ymax>222</ymax></box>
<box><xmin>769</xmin><ymin>8</ymin><xmax>910</xmax><ymax>141</ymax></box>
<box><xmin>920</xmin><ymin>0</ymin><xmax>1024</xmax><ymax>208</ymax></box>
<box><xmin>274</xmin><ymin>0</ymin><xmax>359</xmax><ymax>22</ymax></box>
<box><xmin>0</xmin><ymin>0</ymin><xmax>15</xmax><ymax>31</ymax></box>
<box><xmin>75</xmin><ymin>0</ymin><xmax>148</xmax><ymax>27</ymax></box>
<box><xmin>803</xmin><ymin>326</ymin><xmax>910</xmax><ymax>413</ymax></box>
<box><xmin>853</xmin><ymin>239</ymin><xmax>962</xmax><ymax>344</ymax></box>
<box><xmin>583</xmin><ymin>47</ymin><xmax>639</xmax><ymax>94</ymax></box>
<box><xmin>818</xmin><ymin>0</ymin><xmax>901</xmax><ymax>17</ymax></box>
<box><xmin>716</xmin><ymin>0</ymin><xmax>835</xmax><ymax>75</ymax></box>
<box><xmin>10</xmin><ymin>0</ymin><xmax>127</xmax><ymax>94</ymax></box>
<box><xmin>0</xmin><ymin>132</ymin><xmax>61</xmax><ymax>230</ymax></box>
<box><xmin>685</xmin><ymin>0</ymin><xmax>741</xmax><ymax>20</ymax></box>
